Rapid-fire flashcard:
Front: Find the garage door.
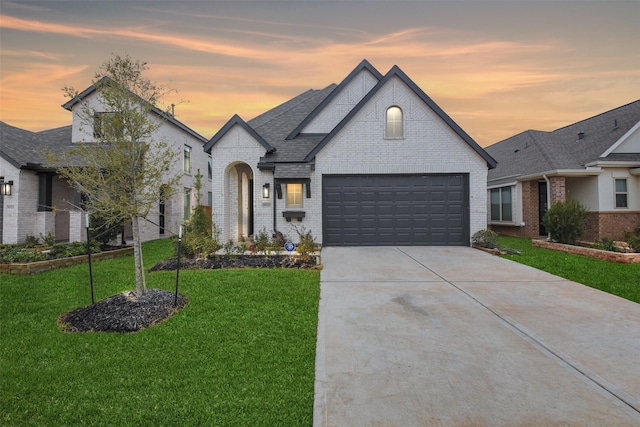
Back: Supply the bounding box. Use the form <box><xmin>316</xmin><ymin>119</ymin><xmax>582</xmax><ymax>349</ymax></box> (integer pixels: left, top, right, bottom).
<box><xmin>322</xmin><ymin>174</ymin><xmax>469</xmax><ymax>246</ymax></box>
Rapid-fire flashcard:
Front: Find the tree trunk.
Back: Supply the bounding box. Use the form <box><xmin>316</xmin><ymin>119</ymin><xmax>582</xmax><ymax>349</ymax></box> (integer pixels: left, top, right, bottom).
<box><xmin>131</xmin><ymin>215</ymin><xmax>147</xmax><ymax>296</ymax></box>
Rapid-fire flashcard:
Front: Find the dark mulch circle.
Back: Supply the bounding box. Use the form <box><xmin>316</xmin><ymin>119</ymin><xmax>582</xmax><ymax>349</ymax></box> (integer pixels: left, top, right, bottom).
<box><xmin>58</xmin><ymin>289</ymin><xmax>187</xmax><ymax>333</ymax></box>
<box><xmin>149</xmin><ymin>254</ymin><xmax>318</xmax><ymax>272</ymax></box>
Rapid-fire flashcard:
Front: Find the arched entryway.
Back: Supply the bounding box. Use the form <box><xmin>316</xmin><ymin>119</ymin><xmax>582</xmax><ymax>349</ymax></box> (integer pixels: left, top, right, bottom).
<box><xmin>224</xmin><ymin>162</ymin><xmax>254</xmax><ymax>242</ymax></box>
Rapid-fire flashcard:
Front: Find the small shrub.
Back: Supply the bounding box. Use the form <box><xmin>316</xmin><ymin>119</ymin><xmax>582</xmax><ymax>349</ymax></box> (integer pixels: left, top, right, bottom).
<box><xmin>472</xmin><ymin>229</ymin><xmax>498</xmax><ymax>249</ymax></box>
<box><xmin>542</xmin><ymin>199</ymin><xmax>588</xmax><ymax>244</ymax></box>
<box><xmin>41</xmin><ymin>230</ymin><xmax>56</xmax><ymax>247</ymax></box>
<box><xmin>293</xmin><ymin>226</ymin><xmax>316</xmax><ymax>259</ymax></box>
<box><xmin>624</xmin><ymin>227</ymin><xmax>640</xmax><ymax>252</ymax></box>
<box><xmin>269</xmin><ymin>231</ymin><xmax>288</xmax><ymax>252</ymax></box>
<box><xmin>234</xmin><ymin>242</ymin><xmax>248</xmax><ymax>254</ymax></box>
<box><xmin>24</xmin><ymin>235</ymin><xmax>40</xmax><ymax>248</ymax></box>
<box><xmin>254</xmin><ymin>228</ymin><xmax>272</xmax><ymax>254</ymax></box>
<box><xmin>591</xmin><ymin>237</ymin><xmax>618</xmax><ymax>252</ymax></box>
<box><xmin>90</xmin><ymin>213</ymin><xmax>124</xmax><ymax>246</ymax></box>
<box><xmin>223</xmin><ymin>240</ymin><xmax>235</xmax><ymax>256</ymax></box>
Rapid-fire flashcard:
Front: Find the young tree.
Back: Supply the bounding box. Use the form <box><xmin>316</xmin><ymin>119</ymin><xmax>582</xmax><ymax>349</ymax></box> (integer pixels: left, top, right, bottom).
<box><xmin>53</xmin><ymin>54</ymin><xmax>180</xmax><ymax>296</ymax></box>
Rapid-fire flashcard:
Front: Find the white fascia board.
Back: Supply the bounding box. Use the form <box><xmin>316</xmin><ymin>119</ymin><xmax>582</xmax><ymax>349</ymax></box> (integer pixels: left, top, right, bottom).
<box><xmin>585</xmin><ymin>160</ymin><xmax>640</xmax><ymax>168</ymax></box>
<box><xmin>488</xmin><ymin>180</ymin><xmax>518</xmax><ymax>190</ymax></box>
<box><xmin>600</xmin><ymin>120</ymin><xmax>640</xmax><ymax>157</ymax></box>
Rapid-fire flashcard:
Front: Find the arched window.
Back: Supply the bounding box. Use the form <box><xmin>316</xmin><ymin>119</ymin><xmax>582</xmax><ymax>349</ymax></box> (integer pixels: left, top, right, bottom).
<box><xmin>385</xmin><ymin>106</ymin><xmax>403</xmax><ymax>138</ymax></box>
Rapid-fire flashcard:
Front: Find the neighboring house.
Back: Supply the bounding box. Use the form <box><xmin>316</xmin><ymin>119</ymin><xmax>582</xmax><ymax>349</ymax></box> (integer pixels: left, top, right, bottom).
<box><xmin>486</xmin><ymin>100</ymin><xmax>640</xmax><ymax>242</ymax></box>
<box><xmin>1</xmin><ymin>122</ymin><xmax>76</xmax><ymax>244</ymax></box>
<box><xmin>204</xmin><ymin>60</ymin><xmax>496</xmax><ymax>247</ymax></box>
<box><xmin>0</xmin><ymin>81</ymin><xmax>209</xmax><ymax>245</ymax></box>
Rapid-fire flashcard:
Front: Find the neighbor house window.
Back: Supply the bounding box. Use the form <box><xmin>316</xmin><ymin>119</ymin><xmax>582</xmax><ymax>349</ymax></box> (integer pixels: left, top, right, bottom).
<box><xmin>615</xmin><ymin>179</ymin><xmax>628</xmax><ymax>208</ymax></box>
<box><xmin>183</xmin><ymin>188</ymin><xmax>191</xmax><ymax>221</ymax></box>
<box><xmin>93</xmin><ymin>112</ymin><xmax>121</xmax><ymax>139</ymax></box>
<box><xmin>385</xmin><ymin>106</ymin><xmax>403</xmax><ymax>138</ymax></box>
<box><xmin>286</xmin><ymin>183</ymin><xmax>303</xmax><ymax>209</ymax></box>
<box><xmin>183</xmin><ymin>145</ymin><xmax>192</xmax><ymax>173</ymax></box>
<box><xmin>490</xmin><ymin>186</ymin><xmax>513</xmax><ymax>222</ymax></box>
<box><xmin>207</xmin><ymin>155</ymin><xmax>212</xmax><ymax>180</ymax></box>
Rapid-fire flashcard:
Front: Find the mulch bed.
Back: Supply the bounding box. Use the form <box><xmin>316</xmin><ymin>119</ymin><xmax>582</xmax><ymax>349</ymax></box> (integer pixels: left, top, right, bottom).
<box><xmin>58</xmin><ymin>289</ymin><xmax>187</xmax><ymax>333</ymax></box>
<box><xmin>149</xmin><ymin>254</ymin><xmax>318</xmax><ymax>272</ymax></box>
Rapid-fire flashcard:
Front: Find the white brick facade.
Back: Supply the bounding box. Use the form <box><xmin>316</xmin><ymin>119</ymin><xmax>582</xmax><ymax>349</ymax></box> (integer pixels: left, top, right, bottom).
<box><xmin>278</xmin><ymin>76</ymin><xmax>488</xmax><ymax>244</ymax></box>
<box><xmin>1</xmin><ymin>90</ymin><xmax>207</xmax><ymax>245</ymax></box>
<box><xmin>210</xmin><ymin>125</ymin><xmax>273</xmax><ymax>243</ymax></box>
<box><xmin>208</xmin><ymin>64</ymin><xmax>493</xmax><ymax>247</ymax></box>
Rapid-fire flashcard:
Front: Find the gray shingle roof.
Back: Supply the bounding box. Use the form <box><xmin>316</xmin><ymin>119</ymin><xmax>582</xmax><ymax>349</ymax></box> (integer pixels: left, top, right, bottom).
<box><xmin>251</xmin><ymin>85</ymin><xmax>337</xmax><ymax>163</ymax></box>
<box><xmin>1</xmin><ymin>121</ymin><xmax>73</xmax><ymax>169</ymax></box>
<box><xmin>209</xmin><ymin>60</ymin><xmax>496</xmax><ymax>176</ymax></box>
<box><xmin>487</xmin><ymin>100</ymin><xmax>640</xmax><ymax>183</ymax></box>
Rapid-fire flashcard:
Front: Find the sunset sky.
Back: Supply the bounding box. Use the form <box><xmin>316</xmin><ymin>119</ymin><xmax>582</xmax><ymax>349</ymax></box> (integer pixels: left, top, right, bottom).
<box><xmin>1</xmin><ymin>0</ymin><xmax>638</xmax><ymax>147</ymax></box>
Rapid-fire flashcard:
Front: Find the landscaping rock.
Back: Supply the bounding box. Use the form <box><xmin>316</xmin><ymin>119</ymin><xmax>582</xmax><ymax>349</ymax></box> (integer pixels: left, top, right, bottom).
<box><xmin>59</xmin><ymin>288</ymin><xmax>186</xmax><ymax>333</ymax></box>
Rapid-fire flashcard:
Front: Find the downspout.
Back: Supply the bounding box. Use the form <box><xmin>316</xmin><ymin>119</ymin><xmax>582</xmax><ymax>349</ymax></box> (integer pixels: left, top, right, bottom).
<box><xmin>272</xmin><ymin>175</ymin><xmax>277</xmax><ymax>234</ymax></box>
<box><xmin>542</xmin><ymin>174</ymin><xmax>551</xmax><ymax>239</ymax></box>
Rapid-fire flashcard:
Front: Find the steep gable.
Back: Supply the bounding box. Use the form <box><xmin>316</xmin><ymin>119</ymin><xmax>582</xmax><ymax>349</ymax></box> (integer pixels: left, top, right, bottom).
<box><xmin>204</xmin><ymin>114</ymin><xmax>274</xmax><ymax>153</ymax></box>
<box><xmin>305</xmin><ymin>64</ymin><xmax>497</xmax><ymax>168</ymax></box>
<box><xmin>287</xmin><ymin>59</ymin><xmax>383</xmax><ymax>138</ymax></box>
<box><xmin>63</xmin><ymin>76</ymin><xmax>206</xmax><ymax>143</ymax></box>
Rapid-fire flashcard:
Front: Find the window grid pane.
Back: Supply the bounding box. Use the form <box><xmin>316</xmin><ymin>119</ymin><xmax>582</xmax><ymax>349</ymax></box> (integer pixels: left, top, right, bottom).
<box><xmin>183</xmin><ymin>145</ymin><xmax>191</xmax><ymax>173</ymax></box>
<box><xmin>286</xmin><ymin>183</ymin><xmax>303</xmax><ymax>208</ymax></box>
<box><xmin>502</xmin><ymin>187</ymin><xmax>513</xmax><ymax>221</ymax></box>
<box><xmin>615</xmin><ymin>179</ymin><xmax>628</xmax><ymax>208</ymax></box>
<box><xmin>184</xmin><ymin>189</ymin><xmax>191</xmax><ymax>220</ymax></box>
<box><xmin>385</xmin><ymin>106</ymin><xmax>403</xmax><ymax>138</ymax></box>
<box><xmin>490</xmin><ymin>189</ymin><xmax>500</xmax><ymax>221</ymax></box>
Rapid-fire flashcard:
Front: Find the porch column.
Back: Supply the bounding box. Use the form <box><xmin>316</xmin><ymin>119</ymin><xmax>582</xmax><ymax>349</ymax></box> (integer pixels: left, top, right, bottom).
<box><xmin>549</xmin><ymin>176</ymin><xmax>566</xmax><ymax>203</ymax></box>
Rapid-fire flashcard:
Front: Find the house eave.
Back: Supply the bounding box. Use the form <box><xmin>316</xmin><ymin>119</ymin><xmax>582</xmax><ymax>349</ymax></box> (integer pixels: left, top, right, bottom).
<box><xmin>585</xmin><ymin>160</ymin><xmax>640</xmax><ymax>168</ymax></box>
<box><xmin>490</xmin><ymin>168</ymin><xmax>603</xmax><ymax>184</ymax></box>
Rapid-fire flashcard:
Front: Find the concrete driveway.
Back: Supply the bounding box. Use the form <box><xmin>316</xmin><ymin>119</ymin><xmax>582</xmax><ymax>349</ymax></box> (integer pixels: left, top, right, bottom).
<box><xmin>313</xmin><ymin>246</ymin><xmax>640</xmax><ymax>426</ymax></box>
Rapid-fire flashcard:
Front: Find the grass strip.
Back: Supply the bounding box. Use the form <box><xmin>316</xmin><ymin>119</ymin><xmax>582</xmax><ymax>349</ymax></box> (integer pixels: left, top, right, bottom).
<box><xmin>1</xmin><ymin>239</ymin><xmax>320</xmax><ymax>426</ymax></box>
<box><xmin>498</xmin><ymin>236</ymin><xmax>640</xmax><ymax>304</ymax></box>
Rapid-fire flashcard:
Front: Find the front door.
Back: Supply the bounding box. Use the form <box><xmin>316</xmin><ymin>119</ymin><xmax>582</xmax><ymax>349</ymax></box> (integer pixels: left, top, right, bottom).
<box><xmin>538</xmin><ymin>181</ymin><xmax>547</xmax><ymax>236</ymax></box>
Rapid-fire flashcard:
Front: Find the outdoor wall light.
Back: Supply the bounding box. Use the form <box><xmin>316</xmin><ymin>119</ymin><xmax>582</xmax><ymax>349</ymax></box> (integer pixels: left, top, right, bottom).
<box><xmin>262</xmin><ymin>183</ymin><xmax>270</xmax><ymax>199</ymax></box>
<box><xmin>0</xmin><ymin>180</ymin><xmax>13</xmax><ymax>196</ymax></box>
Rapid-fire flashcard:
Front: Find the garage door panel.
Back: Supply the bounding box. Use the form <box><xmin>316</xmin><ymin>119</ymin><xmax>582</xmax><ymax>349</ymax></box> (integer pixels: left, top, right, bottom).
<box><xmin>323</xmin><ymin>174</ymin><xmax>469</xmax><ymax>246</ymax></box>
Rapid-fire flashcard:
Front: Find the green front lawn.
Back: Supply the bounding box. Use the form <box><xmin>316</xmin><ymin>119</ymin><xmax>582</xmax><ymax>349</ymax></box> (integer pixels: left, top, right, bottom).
<box><xmin>0</xmin><ymin>239</ymin><xmax>320</xmax><ymax>426</ymax></box>
<box><xmin>499</xmin><ymin>236</ymin><xmax>640</xmax><ymax>304</ymax></box>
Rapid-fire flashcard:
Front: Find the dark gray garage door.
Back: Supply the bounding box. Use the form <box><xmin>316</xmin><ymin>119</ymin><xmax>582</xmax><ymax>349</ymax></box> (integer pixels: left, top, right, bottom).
<box><xmin>322</xmin><ymin>174</ymin><xmax>469</xmax><ymax>246</ymax></box>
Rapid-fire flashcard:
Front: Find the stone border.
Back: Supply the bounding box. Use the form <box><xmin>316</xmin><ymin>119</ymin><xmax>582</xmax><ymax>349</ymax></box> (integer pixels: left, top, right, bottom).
<box><xmin>532</xmin><ymin>240</ymin><xmax>640</xmax><ymax>264</ymax></box>
<box><xmin>0</xmin><ymin>247</ymin><xmax>134</xmax><ymax>275</ymax></box>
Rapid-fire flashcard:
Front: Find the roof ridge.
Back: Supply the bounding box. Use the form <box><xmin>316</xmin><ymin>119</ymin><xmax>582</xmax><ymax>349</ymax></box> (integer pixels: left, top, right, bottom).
<box><xmin>249</xmin><ymin>87</ymin><xmax>333</xmax><ymax>130</ymax></box>
<box><xmin>552</xmin><ymin>99</ymin><xmax>640</xmax><ymax>132</ymax></box>
<box><xmin>285</xmin><ymin>59</ymin><xmax>384</xmax><ymax>140</ymax></box>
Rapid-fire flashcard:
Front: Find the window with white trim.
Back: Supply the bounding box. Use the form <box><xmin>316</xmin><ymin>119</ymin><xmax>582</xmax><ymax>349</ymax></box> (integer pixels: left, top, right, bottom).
<box><xmin>385</xmin><ymin>106</ymin><xmax>403</xmax><ymax>138</ymax></box>
<box><xmin>286</xmin><ymin>183</ymin><xmax>303</xmax><ymax>209</ymax></box>
<box><xmin>183</xmin><ymin>145</ymin><xmax>192</xmax><ymax>173</ymax></box>
<box><xmin>183</xmin><ymin>188</ymin><xmax>191</xmax><ymax>221</ymax></box>
<box><xmin>207</xmin><ymin>155</ymin><xmax>212</xmax><ymax>180</ymax></box>
<box><xmin>615</xmin><ymin>179</ymin><xmax>628</xmax><ymax>208</ymax></box>
<box><xmin>490</xmin><ymin>186</ymin><xmax>513</xmax><ymax>222</ymax></box>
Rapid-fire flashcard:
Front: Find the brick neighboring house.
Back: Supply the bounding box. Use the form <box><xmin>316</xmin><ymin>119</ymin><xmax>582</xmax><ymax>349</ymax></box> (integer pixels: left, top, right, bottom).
<box><xmin>0</xmin><ymin>80</ymin><xmax>209</xmax><ymax>245</ymax></box>
<box><xmin>485</xmin><ymin>100</ymin><xmax>640</xmax><ymax>242</ymax></box>
<box><xmin>204</xmin><ymin>60</ymin><xmax>496</xmax><ymax>247</ymax></box>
